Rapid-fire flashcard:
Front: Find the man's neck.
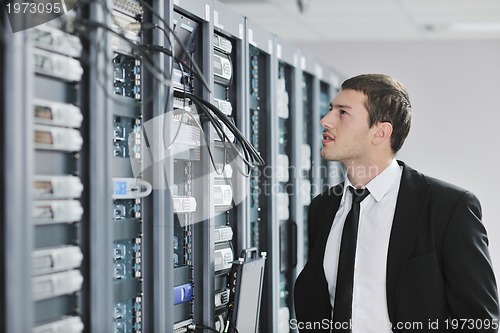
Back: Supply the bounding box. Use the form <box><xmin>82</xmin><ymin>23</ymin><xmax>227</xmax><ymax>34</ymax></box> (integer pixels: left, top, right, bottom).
<box><xmin>344</xmin><ymin>157</ymin><xmax>394</xmax><ymax>188</ymax></box>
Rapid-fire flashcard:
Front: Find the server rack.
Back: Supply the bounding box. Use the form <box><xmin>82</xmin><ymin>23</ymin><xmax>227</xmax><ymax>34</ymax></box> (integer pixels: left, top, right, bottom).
<box><xmin>1</xmin><ymin>1</ymin><xmax>341</xmax><ymax>332</ymax></box>
<box><xmin>2</xmin><ymin>12</ymin><xmax>34</xmax><ymax>333</ymax></box>
<box><xmin>211</xmin><ymin>2</ymin><xmax>247</xmax><ymax>331</ymax></box>
<box><xmin>244</xmin><ymin>18</ymin><xmax>278</xmax><ymax>333</ymax></box>
<box><xmin>169</xmin><ymin>2</ymin><xmax>211</xmax><ymax>331</ymax></box>
<box><xmin>297</xmin><ymin>52</ymin><xmax>316</xmax><ymax>273</ymax></box>
<box><xmin>83</xmin><ymin>1</ymin><xmax>114</xmax><ymax>331</ymax></box>
<box><xmin>141</xmin><ymin>0</ymin><xmax>173</xmax><ymax>331</ymax></box>
<box><xmin>274</xmin><ymin>36</ymin><xmax>300</xmax><ymax>333</ymax></box>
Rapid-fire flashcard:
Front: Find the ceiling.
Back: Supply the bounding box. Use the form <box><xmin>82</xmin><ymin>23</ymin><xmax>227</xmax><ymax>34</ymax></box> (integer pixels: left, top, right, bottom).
<box><xmin>218</xmin><ymin>0</ymin><xmax>500</xmax><ymax>42</ymax></box>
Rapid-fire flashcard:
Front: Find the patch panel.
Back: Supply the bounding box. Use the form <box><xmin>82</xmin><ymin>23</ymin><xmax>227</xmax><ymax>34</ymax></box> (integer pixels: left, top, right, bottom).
<box><xmin>133</xmin><ymin>238</ymin><xmax>142</xmax><ymax>278</ymax></box>
<box><xmin>111</xmin><ymin>9</ymin><xmax>141</xmax><ymax>55</ymax></box>
<box><xmin>114</xmin><ymin>243</ymin><xmax>127</xmax><ymax>261</ymax></box>
<box><xmin>113</xmin><ymin>296</ymin><xmax>142</xmax><ymax>333</ymax></box>
<box><xmin>112</xmin><ymin>10</ymin><xmax>141</xmax><ymax>38</ymax></box>
<box><xmin>113</xmin><ymin>239</ymin><xmax>142</xmax><ymax>280</ymax></box>
<box><xmin>113</xmin><ymin>199</ymin><xmax>141</xmax><ymax>220</ymax></box>
<box><xmin>113</xmin><ymin>116</ymin><xmax>141</xmax><ymax>159</ymax></box>
<box><xmin>174</xmin><ymin>213</ymin><xmax>191</xmax><ymax>268</ymax></box>
<box><xmin>250</xmin><ymin>221</ymin><xmax>260</xmax><ymax>249</ymax></box>
<box><xmin>133</xmin><ymin>296</ymin><xmax>143</xmax><ymax>333</ymax></box>
<box><xmin>173</xmin><ymin>97</ymin><xmax>193</xmax><ymax>111</ymax></box>
<box><xmin>113</xmin><ymin>53</ymin><xmax>141</xmax><ymax>100</ymax></box>
<box><xmin>249</xmin><ymin>53</ymin><xmax>259</xmax><ymax>96</ymax></box>
<box><xmin>33</xmin><ymin>99</ymin><xmax>83</xmax><ymax>128</ymax></box>
<box><xmin>113</xmin><ymin>0</ymin><xmax>143</xmax><ymax>18</ymax></box>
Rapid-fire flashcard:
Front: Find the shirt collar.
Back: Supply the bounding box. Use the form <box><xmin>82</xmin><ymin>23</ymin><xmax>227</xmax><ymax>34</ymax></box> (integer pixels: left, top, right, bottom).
<box><xmin>341</xmin><ymin>158</ymin><xmax>401</xmax><ymax>203</ymax></box>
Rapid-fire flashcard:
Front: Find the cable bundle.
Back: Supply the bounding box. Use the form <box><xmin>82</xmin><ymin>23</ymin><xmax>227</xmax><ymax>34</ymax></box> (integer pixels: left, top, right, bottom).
<box><xmin>185</xmin><ymin>93</ymin><xmax>265</xmax><ymax>173</ymax></box>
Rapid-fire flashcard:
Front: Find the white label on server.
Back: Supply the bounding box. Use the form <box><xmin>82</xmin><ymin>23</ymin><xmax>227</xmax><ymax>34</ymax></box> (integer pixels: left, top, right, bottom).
<box><xmin>32</xmin><ymin>270</ymin><xmax>83</xmax><ymax>301</ymax></box>
<box><xmin>277</xmin><ymin>192</ymin><xmax>290</xmax><ymax>221</ymax></box>
<box><xmin>276</xmin><ymin>154</ymin><xmax>290</xmax><ymax>183</ymax></box>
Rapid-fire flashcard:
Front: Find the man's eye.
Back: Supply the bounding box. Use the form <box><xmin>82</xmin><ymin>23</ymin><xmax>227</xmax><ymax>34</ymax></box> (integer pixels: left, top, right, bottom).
<box><xmin>340</xmin><ymin>110</ymin><xmax>347</xmax><ymax>115</ymax></box>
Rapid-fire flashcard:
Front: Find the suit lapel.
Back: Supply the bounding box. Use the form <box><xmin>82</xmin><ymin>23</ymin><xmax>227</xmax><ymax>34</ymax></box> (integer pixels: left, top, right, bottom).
<box><xmin>386</xmin><ymin>161</ymin><xmax>430</xmax><ymax>320</ymax></box>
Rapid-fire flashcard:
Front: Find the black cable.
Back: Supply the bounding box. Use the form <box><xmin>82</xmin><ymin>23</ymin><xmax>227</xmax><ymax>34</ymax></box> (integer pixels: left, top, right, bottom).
<box><xmin>187</xmin><ymin>93</ymin><xmax>265</xmax><ymax>167</ymax></box>
<box><xmin>75</xmin><ymin>19</ymin><xmax>170</xmax><ymax>86</ymax></box>
<box><xmin>142</xmin><ymin>43</ymin><xmax>210</xmax><ymax>90</ymax></box>
<box><xmin>74</xmin><ymin>23</ymin><xmax>150</xmax><ymax>108</ymax></box>
<box><xmin>189</xmin><ymin>97</ymin><xmax>254</xmax><ymax>178</ymax></box>
<box><xmin>189</xmin><ymin>94</ymin><xmax>260</xmax><ymax>158</ymax></box>
<box><xmin>165</xmin><ymin>60</ymin><xmax>188</xmax><ymax>150</ymax></box>
<box><xmin>132</xmin><ymin>0</ymin><xmax>211</xmax><ymax>92</ymax></box>
<box><xmin>228</xmin><ymin>319</ymin><xmax>241</xmax><ymax>333</ymax></box>
<box><xmin>188</xmin><ymin>323</ymin><xmax>219</xmax><ymax>333</ymax></box>
<box><xmin>181</xmin><ymin>108</ymin><xmax>224</xmax><ymax>177</ymax></box>
<box><xmin>187</xmin><ymin>97</ymin><xmax>229</xmax><ymax>176</ymax></box>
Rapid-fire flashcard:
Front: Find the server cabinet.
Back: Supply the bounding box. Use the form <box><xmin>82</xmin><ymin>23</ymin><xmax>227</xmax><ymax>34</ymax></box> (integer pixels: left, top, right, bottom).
<box><xmin>274</xmin><ymin>36</ymin><xmax>300</xmax><ymax>333</ymax></box>
<box><xmin>1</xmin><ymin>12</ymin><xmax>34</xmax><ymax>333</ymax></box>
<box><xmin>211</xmin><ymin>2</ymin><xmax>248</xmax><ymax>331</ymax></box>
<box><xmin>169</xmin><ymin>1</ymin><xmax>211</xmax><ymax>331</ymax></box>
<box><xmin>1</xmin><ymin>1</ymin><xmax>341</xmax><ymax>332</ymax></box>
<box><xmin>243</xmin><ymin>18</ymin><xmax>278</xmax><ymax>333</ymax></box>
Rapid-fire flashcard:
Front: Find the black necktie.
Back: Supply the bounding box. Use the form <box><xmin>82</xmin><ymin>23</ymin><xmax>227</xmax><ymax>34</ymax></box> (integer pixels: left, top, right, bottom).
<box><xmin>333</xmin><ymin>186</ymin><xmax>370</xmax><ymax>332</ymax></box>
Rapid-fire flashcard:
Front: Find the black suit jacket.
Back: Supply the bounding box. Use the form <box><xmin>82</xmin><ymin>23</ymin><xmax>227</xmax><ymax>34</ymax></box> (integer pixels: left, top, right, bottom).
<box><xmin>294</xmin><ymin>161</ymin><xmax>499</xmax><ymax>332</ymax></box>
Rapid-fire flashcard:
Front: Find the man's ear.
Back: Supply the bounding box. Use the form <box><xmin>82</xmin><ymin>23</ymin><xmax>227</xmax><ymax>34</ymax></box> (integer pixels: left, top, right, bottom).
<box><xmin>372</xmin><ymin>122</ymin><xmax>393</xmax><ymax>146</ymax></box>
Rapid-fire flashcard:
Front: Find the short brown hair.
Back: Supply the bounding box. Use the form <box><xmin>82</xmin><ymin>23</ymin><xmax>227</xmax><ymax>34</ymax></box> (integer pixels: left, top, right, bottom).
<box><xmin>341</xmin><ymin>74</ymin><xmax>412</xmax><ymax>153</ymax></box>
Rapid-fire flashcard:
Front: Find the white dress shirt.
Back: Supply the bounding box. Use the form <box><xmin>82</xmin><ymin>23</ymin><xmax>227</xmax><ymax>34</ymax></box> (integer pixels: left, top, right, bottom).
<box><xmin>323</xmin><ymin>159</ymin><xmax>403</xmax><ymax>333</ymax></box>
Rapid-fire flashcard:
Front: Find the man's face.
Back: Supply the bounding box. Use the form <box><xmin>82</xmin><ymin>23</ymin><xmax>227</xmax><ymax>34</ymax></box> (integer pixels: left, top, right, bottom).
<box><xmin>320</xmin><ymin>89</ymin><xmax>375</xmax><ymax>164</ymax></box>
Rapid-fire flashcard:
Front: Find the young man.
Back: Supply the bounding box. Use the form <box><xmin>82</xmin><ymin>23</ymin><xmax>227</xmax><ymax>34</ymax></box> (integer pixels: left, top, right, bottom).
<box><xmin>293</xmin><ymin>74</ymin><xmax>499</xmax><ymax>332</ymax></box>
